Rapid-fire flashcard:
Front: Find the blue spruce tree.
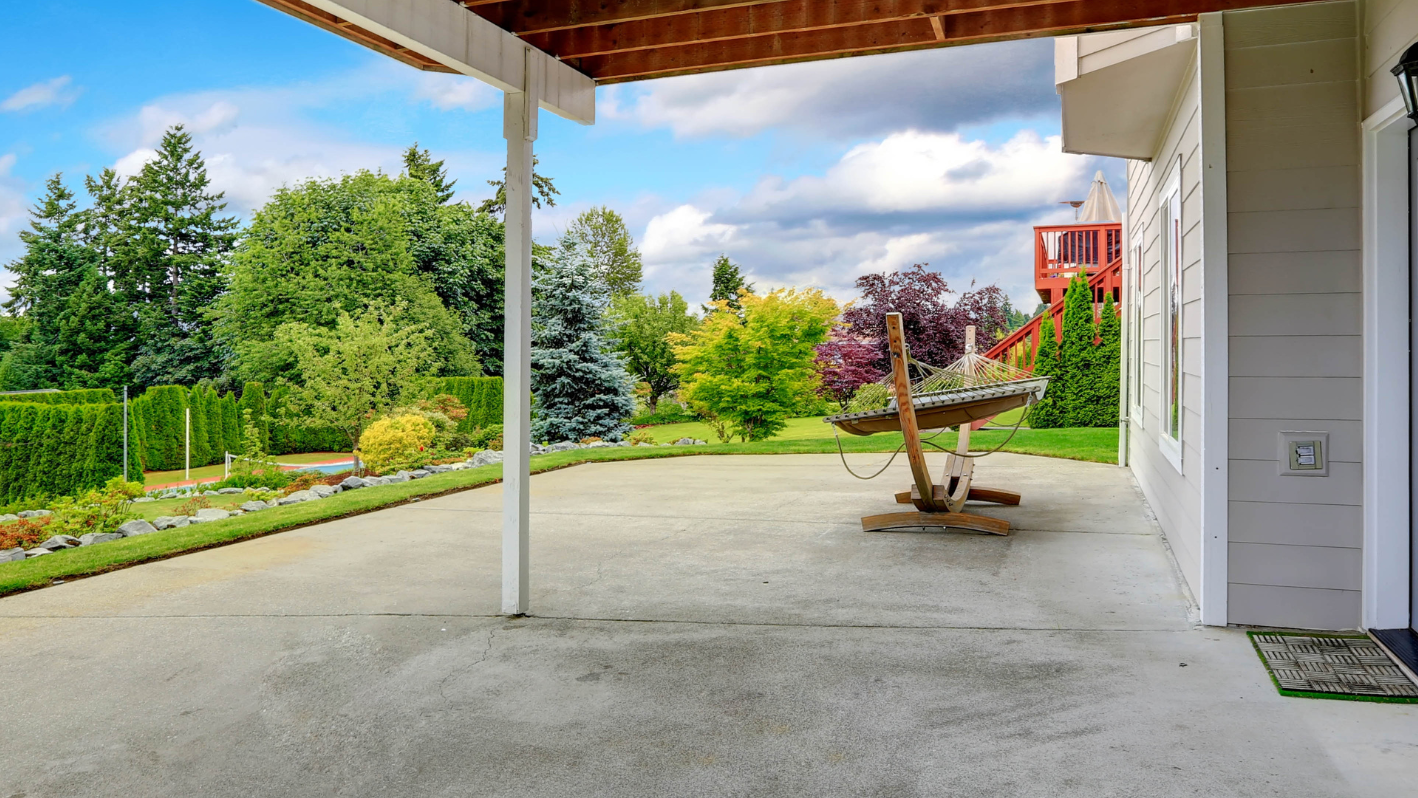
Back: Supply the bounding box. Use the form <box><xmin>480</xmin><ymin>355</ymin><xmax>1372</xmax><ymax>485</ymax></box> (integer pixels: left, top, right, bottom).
<box><xmin>530</xmin><ymin>249</ymin><xmax>636</xmax><ymax>443</ymax></box>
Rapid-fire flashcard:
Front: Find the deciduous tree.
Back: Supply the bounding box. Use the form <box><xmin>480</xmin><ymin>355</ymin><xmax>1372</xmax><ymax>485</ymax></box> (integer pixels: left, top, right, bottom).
<box><xmin>607</xmin><ymin>291</ymin><xmax>698</xmax><ymax>414</ymax></box>
<box><xmin>559</xmin><ymin>206</ymin><xmax>643</xmax><ymax>296</ymax></box>
<box><xmin>673</xmin><ymin>289</ymin><xmax>837</xmax><ymax>441</ymax></box>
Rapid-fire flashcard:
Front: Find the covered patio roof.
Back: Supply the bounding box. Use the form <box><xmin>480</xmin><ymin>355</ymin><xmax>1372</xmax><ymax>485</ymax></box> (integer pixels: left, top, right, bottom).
<box><xmin>263</xmin><ymin>0</ymin><xmax>1310</xmax><ymax>84</ymax></box>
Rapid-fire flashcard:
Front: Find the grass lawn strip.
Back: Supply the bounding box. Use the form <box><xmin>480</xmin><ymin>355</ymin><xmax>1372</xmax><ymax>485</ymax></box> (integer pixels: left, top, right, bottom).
<box><xmin>0</xmin><ymin>426</ymin><xmax>1118</xmax><ymax>598</ymax></box>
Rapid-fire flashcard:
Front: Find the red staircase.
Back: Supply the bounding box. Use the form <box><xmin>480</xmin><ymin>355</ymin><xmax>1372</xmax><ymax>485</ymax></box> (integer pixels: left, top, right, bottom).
<box><xmin>983</xmin><ymin>221</ymin><xmax>1123</xmax><ymax>370</ymax></box>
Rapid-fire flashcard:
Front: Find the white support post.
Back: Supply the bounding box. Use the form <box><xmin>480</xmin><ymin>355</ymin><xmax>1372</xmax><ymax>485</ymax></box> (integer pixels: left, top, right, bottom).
<box><xmin>501</xmin><ymin>47</ymin><xmax>539</xmax><ymax>616</ymax></box>
<box><xmin>185</xmin><ymin>407</ymin><xmax>191</xmax><ymax>482</ymax></box>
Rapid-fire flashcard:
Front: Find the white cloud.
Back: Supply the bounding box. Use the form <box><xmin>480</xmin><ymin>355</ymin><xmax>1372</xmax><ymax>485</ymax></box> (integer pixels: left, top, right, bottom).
<box><xmin>1</xmin><ymin>76</ymin><xmax>81</xmax><ymax>113</ymax></box>
<box><xmin>0</xmin><ymin>153</ymin><xmax>26</xmax><ymax>301</ymax></box>
<box><xmin>636</xmin><ymin>130</ymin><xmax>1110</xmax><ymax>310</ymax></box>
<box><xmin>414</xmin><ymin>74</ymin><xmax>498</xmax><ymax>112</ymax></box>
<box><xmin>603</xmin><ymin>39</ymin><xmax>1056</xmax><ymax>140</ymax></box>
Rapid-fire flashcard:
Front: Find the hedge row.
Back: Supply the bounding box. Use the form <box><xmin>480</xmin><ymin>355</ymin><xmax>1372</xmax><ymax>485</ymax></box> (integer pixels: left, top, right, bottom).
<box><xmin>130</xmin><ymin>386</ymin><xmax>242</xmax><ymax>472</ymax></box>
<box><xmin>0</xmin><ymin>388</ymin><xmax>116</xmax><ymax>405</ymax></box>
<box><xmin>0</xmin><ymin>401</ymin><xmax>142</xmax><ymax>503</ymax></box>
<box><xmin>437</xmin><ymin>377</ymin><xmax>503</xmax><ymax>431</ymax></box>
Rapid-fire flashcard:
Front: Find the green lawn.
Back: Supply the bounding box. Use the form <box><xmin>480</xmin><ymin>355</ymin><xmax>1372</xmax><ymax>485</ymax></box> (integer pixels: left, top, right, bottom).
<box><xmin>1</xmin><ymin>424</ymin><xmax>1117</xmax><ymax>597</ymax></box>
<box><xmin>144</xmin><ymin>451</ymin><xmax>353</xmax><ymax>488</ymax></box>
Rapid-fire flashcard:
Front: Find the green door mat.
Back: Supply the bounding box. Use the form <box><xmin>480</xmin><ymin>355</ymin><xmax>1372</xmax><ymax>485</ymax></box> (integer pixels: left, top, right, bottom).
<box><xmin>1249</xmin><ymin>632</ymin><xmax>1418</xmax><ymax>703</ymax></box>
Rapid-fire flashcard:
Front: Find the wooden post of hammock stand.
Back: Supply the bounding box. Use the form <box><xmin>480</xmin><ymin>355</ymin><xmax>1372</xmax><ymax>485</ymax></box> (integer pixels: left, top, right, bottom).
<box><xmin>861</xmin><ymin>316</ymin><xmax>1016</xmax><ymax>535</ymax></box>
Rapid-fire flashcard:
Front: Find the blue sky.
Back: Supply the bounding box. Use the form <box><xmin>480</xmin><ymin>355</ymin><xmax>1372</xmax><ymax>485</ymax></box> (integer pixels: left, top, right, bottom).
<box><xmin>0</xmin><ymin>0</ymin><xmax>1123</xmax><ymax>310</ymax></box>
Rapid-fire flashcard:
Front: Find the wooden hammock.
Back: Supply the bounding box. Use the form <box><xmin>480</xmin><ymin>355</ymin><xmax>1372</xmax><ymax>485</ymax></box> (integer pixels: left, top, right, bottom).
<box><xmin>826</xmin><ymin>313</ymin><xmax>1046</xmax><ymax>535</ymax></box>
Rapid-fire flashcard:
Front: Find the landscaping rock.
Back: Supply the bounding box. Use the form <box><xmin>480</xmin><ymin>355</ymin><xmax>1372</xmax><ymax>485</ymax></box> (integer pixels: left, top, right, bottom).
<box><xmin>154</xmin><ymin>516</ymin><xmax>190</xmax><ymax>530</ymax></box>
<box><xmin>409</xmin><ymin>469</ymin><xmax>430</xmax><ymax>479</ymax></box>
<box><xmin>37</xmin><ymin>535</ymin><xmax>81</xmax><ymax>550</ymax></box>
<box><xmin>471</xmin><ymin>450</ymin><xmax>503</xmax><ymax>467</ymax></box>
<box><xmin>18</xmin><ymin>510</ymin><xmax>52</xmax><ymax>519</ymax></box>
<box><xmin>1</xmin><ymin>547</ymin><xmax>26</xmax><ymax>563</ymax></box>
<box><xmin>617</xmin><ymin>441</ymin><xmax>632</xmax><ymax>447</ymax></box>
<box><xmin>231</xmin><ymin>510</ymin><xmax>244</xmax><ymax>516</ymax></box>
<box><xmin>339</xmin><ymin>476</ymin><xmax>368</xmax><ymax>490</ymax></box>
<box><xmin>278</xmin><ymin>490</ymin><xmax>317</xmax><ymax>505</ymax></box>
<box><xmin>190</xmin><ymin>508</ymin><xmax>231</xmax><ymax>524</ymax></box>
<box><xmin>24</xmin><ymin>547</ymin><xmax>50</xmax><ymax>558</ymax></box>
<box><xmin>548</xmin><ymin>441</ymin><xmax>580</xmax><ymax>453</ymax></box>
<box><xmin>310</xmin><ymin>484</ymin><xmax>342</xmax><ymax>498</ymax></box>
<box><xmin>0</xmin><ymin>514</ymin><xmax>18</xmax><ymax>523</ymax></box>
<box><xmin>674</xmin><ymin>437</ymin><xmax>695</xmax><ymax>446</ymax></box>
<box><xmin>385</xmin><ymin>474</ymin><xmax>410</xmax><ymax>484</ymax></box>
<box><xmin>694</xmin><ymin>440</ymin><xmax>708</xmax><ymax>445</ymax></box>
<box><xmin>216</xmin><ymin>488</ymin><xmax>244</xmax><ymax>495</ymax></box>
<box><xmin>78</xmin><ymin>532</ymin><xmax>121</xmax><ymax>546</ymax></box>
<box><xmin>202</xmin><ymin>490</ymin><xmax>220</xmax><ymax>497</ymax></box>
<box><xmin>635</xmin><ymin>442</ymin><xmax>654</xmax><ymax>448</ymax></box>
<box><xmin>425</xmin><ymin>465</ymin><xmax>451</xmax><ymax>474</ymax></box>
<box><xmin>132</xmin><ymin>496</ymin><xmax>155</xmax><ymax>503</ymax></box>
<box><xmin>239</xmin><ymin>501</ymin><xmax>269</xmax><ymax>513</ymax></box>
<box><xmin>117</xmin><ymin>519</ymin><xmax>158</xmax><ymax>537</ymax></box>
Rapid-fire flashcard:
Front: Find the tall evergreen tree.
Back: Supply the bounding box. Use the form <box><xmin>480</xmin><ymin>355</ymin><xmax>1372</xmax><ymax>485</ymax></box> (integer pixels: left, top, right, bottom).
<box><xmin>479</xmin><ymin>155</ymin><xmax>559</xmax><ymax>218</ymax></box>
<box><xmin>1059</xmin><ymin>272</ymin><xmax>1097</xmax><ymax>426</ymax></box>
<box><xmin>123</xmin><ymin>125</ymin><xmax>238</xmax><ymax>387</ymax></box>
<box><xmin>707</xmin><ymin>255</ymin><xmax>752</xmax><ymax>312</ymax></box>
<box><xmin>1027</xmin><ymin>314</ymin><xmax>1064</xmax><ymax>428</ymax></box>
<box><xmin>54</xmin><ymin>268</ymin><xmax>119</xmax><ymax>389</ymax></box>
<box><xmin>237</xmin><ymin>381</ymin><xmax>269</xmax><ymax>453</ymax></box>
<box><xmin>1081</xmin><ymin>292</ymin><xmax>1122</xmax><ymax>427</ymax></box>
<box><xmin>2</xmin><ymin>174</ymin><xmax>98</xmax><ymax>389</ymax></box>
<box><xmin>403</xmin><ymin>143</ymin><xmax>457</xmax><ymax>203</ymax></box>
<box><xmin>530</xmin><ymin>248</ymin><xmax>636</xmax><ymax>443</ymax></box>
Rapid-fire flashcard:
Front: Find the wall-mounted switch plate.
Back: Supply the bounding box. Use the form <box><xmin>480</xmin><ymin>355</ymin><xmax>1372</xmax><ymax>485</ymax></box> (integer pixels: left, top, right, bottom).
<box><xmin>1278</xmin><ymin>431</ymin><xmax>1328</xmax><ymax>477</ymax></box>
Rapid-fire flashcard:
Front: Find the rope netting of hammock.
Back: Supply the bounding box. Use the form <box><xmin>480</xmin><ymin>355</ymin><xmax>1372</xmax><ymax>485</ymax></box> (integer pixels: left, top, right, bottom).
<box><xmin>841</xmin><ymin>349</ymin><xmax>1044</xmax><ymax>417</ymax></box>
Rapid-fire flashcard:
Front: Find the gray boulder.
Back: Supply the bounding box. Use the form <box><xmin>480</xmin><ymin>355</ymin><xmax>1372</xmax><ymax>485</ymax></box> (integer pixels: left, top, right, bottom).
<box><xmin>617</xmin><ymin>441</ymin><xmax>632</xmax><ymax>447</ymax></box>
<box><xmin>277</xmin><ymin>490</ymin><xmax>317</xmax><ymax>506</ymax></box>
<box><xmin>132</xmin><ymin>496</ymin><xmax>155</xmax><ymax>503</ymax></box>
<box><xmin>202</xmin><ymin>490</ymin><xmax>219</xmax><ymax>497</ymax></box>
<box><xmin>78</xmin><ymin>532</ymin><xmax>122</xmax><ymax>546</ymax></box>
<box><xmin>547</xmin><ymin>441</ymin><xmax>581</xmax><ymax>453</ymax></box>
<box><xmin>448</xmin><ymin>463</ymin><xmax>468</xmax><ymax>470</ymax></box>
<box><xmin>425</xmin><ymin>465</ymin><xmax>451</xmax><ymax>474</ymax></box>
<box><xmin>18</xmin><ymin>510</ymin><xmax>52</xmax><ymax>519</ymax></box>
<box><xmin>694</xmin><ymin>440</ymin><xmax>709</xmax><ymax>445</ymax></box>
<box><xmin>117</xmin><ymin>519</ymin><xmax>158</xmax><ymax>537</ymax></box>
<box><xmin>362</xmin><ymin>476</ymin><xmax>388</xmax><ymax>486</ymax></box>
<box><xmin>385</xmin><ymin>473</ymin><xmax>410</xmax><ymax>484</ymax></box>
<box><xmin>0</xmin><ymin>547</ymin><xmax>26</xmax><ymax>563</ymax></box>
<box><xmin>0</xmin><ymin>514</ymin><xmax>18</xmax><ymax>523</ymax></box>
<box><xmin>24</xmin><ymin>547</ymin><xmax>50</xmax><ymax>558</ymax></box>
<box><xmin>340</xmin><ymin>476</ymin><xmax>368</xmax><ymax>490</ymax></box>
<box><xmin>635</xmin><ymin>442</ymin><xmax>655</xmax><ymax>448</ymax></box>
<box><xmin>239</xmin><ymin>501</ymin><xmax>269</xmax><ymax>513</ymax></box>
<box><xmin>190</xmin><ymin>508</ymin><xmax>231</xmax><ymax>523</ymax></box>
<box><xmin>674</xmin><ymin>437</ymin><xmax>696</xmax><ymax>446</ymax></box>
<box><xmin>152</xmin><ymin>516</ymin><xmax>188</xmax><ymax>530</ymax></box>
<box><xmin>37</xmin><ymin>534</ymin><xmax>81</xmax><ymax>550</ymax></box>
<box><xmin>470</xmin><ymin>450</ymin><xmax>503</xmax><ymax>467</ymax></box>
<box><xmin>310</xmin><ymin>484</ymin><xmax>342</xmax><ymax>498</ymax></box>
<box><xmin>409</xmin><ymin>469</ymin><xmax>430</xmax><ymax>479</ymax></box>
<box><xmin>216</xmin><ymin>487</ymin><xmax>245</xmax><ymax>495</ymax></box>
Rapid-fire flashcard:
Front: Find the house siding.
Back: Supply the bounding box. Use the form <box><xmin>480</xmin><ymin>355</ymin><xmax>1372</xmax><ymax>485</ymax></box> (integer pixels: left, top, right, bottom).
<box><xmin>1222</xmin><ymin>1</ymin><xmax>1363</xmax><ymax>629</ymax></box>
<box><xmin>1125</xmin><ymin>56</ymin><xmax>1207</xmax><ymax>598</ymax></box>
<box><xmin>1364</xmin><ymin>0</ymin><xmax>1418</xmax><ymax>117</ymax></box>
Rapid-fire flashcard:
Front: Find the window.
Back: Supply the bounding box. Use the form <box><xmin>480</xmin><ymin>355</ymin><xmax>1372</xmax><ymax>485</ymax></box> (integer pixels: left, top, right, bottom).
<box><xmin>1130</xmin><ymin>236</ymin><xmax>1144</xmax><ymax>415</ymax></box>
<box><xmin>1159</xmin><ymin>164</ymin><xmax>1183</xmax><ymax>462</ymax></box>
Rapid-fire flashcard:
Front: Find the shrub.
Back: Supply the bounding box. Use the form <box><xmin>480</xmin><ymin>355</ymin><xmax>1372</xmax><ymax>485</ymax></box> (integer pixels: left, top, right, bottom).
<box><xmin>468</xmin><ymin>424</ymin><xmax>503</xmax><ymax>451</ymax></box>
<box><xmin>358</xmin><ymin>414</ymin><xmax>435</xmax><ymax>474</ymax></box>
<box><xmin>46</xmin><ymin>478</ymin><xmax>145</xmax><ymax>538</ymax></box>
<box><xmin>580</xmin><ymin>437</ymin><xmax>602</xmax><ymax>445</ymax></box>
<box><xmin>0</xmin><ymin>389</ymin><xmax>116</xmax><ymax>405</ymax></box>
<box><xmin>626</xmin><ymin>429</ymin><xmax>656</xmax><ymax>446</ymax></box>
<box><xmin>0</xmin><ymin>517</ymin><xmax>51</xmax><ymax>551</ymax></box>
<box><xmin>177</xmin><ymin>496</ymin><xmax>212</xmax><ymax>516</ymax></box>
<box><xmin>437</xmin><ymin>377</ymin><xmax>503</xmax><ymax>431</ymax></box>
<box><xmin>212</xmin><ymin>471</ymin><xmax>290</xmax><ymax>490</ymax></box>
<box><xmin>628</xmin><ymin>403</ymin><xmax>694</xmax><ymax>426</ymax></box>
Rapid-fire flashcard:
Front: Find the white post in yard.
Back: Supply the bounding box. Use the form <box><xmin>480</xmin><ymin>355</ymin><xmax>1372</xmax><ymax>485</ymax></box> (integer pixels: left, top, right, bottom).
<box><xmin>184</xmin><ymin>407</ymin><xmax>191</xmax><ymax>482</ymax></box>
<box><xmin>501</xmin><ymin>47</ymin><xmax>539</xmax><ymax>616</ymax></box>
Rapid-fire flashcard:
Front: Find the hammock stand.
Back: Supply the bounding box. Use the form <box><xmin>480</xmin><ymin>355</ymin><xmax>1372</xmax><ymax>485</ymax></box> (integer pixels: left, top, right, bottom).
<box><xmin>825</xmin><ymin>312</ymin><xmax>1049</xmax><ymax>535</ymax></box>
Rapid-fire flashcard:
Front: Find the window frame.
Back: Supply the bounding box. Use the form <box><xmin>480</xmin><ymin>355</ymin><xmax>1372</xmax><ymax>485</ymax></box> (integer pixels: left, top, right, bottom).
<box><xmin>1158</xmin><ymin>159</ymin><xmax>1184</xmax><ymax>472</ymax></box>
<box><xmin>1129</xmin><ymin>233</ymin><xmax>1146</xmax><ymax>419</ymax></box>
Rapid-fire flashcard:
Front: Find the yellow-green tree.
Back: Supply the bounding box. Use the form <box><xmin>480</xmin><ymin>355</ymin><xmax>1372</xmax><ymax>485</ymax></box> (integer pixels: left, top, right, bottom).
<box><xmin>672</xmin><ymin>289</ymin><xmax>837</xmax><ymax>442</ymax></box>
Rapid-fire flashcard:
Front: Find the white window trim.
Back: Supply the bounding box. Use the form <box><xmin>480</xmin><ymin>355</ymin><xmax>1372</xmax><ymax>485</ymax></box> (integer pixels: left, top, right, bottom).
<box><xmin>1129</xmin><ymin>233</ymin><xmax>1147</xmax><ymax>419</ymax></box>
<box><xmin>1158</xmin><ymin>159</ymin><xmax>1183</xmax><ymax>473</ymax></box>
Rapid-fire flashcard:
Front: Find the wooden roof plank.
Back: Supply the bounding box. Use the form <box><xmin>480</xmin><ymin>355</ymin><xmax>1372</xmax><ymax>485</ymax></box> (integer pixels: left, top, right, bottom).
<box><xmin>580</xmin><ymin>0</ymin><xmax>1304</xmax><ymax>82</ymax></box>
<box><xmin>524</xmin><ymin>0</ymin><xmax>1075</xmax><ymax>59</ymax></box>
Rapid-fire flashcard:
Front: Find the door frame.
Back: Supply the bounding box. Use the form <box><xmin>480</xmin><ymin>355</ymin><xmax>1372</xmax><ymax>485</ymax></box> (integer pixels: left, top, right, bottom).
<box><xmin>1361</xmin><ymin>96</ymin><xmax>1413</xmax><ymax>630</ymax></box>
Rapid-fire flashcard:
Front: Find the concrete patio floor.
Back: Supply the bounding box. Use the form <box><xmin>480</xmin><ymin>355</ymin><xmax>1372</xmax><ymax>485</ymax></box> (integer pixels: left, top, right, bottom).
<box><xmin>0</xmin><ymin>452</ymin><xmax>1413</xmax><ymax>796</ymax></box>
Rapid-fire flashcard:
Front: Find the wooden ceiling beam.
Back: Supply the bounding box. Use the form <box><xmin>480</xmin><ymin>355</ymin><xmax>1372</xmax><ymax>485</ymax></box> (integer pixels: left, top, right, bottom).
<box><xmin>472</xmin><ymin>0</ymin><xmax>779</xmax><ymax>36</ymax></box>
<box><xmin>522</xmin><ymin>0</ymin><xmax>1074</xmax><ymax>59</ymax></box>
<box><xmin>580</xmin><ymin>0</ymin><xmax>1294</xmax><ymax>82</ymax></box>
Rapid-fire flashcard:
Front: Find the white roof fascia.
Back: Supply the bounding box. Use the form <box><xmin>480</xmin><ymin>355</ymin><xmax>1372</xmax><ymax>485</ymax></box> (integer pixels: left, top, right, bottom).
<box><xmin>300</xmin><ymin>0</ymin><xmax>595</xmax><ymax>124</ymax></box>
<box><xmin>1058</xmin><ymin>36</ymin><xmax>1197</xmax><ymax>161</ymax></box>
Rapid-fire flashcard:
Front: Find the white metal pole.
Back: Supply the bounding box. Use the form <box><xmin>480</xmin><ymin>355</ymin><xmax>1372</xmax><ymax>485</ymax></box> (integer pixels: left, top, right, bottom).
<box><xmin>185</xmin><ymin>407</ymin><xmax>191</xmax><ymax>482</ymax></box>
<box><xmin>501</xmin><ymin>49</ymin><xmax>538</xmax><ymax>616</ymax></box>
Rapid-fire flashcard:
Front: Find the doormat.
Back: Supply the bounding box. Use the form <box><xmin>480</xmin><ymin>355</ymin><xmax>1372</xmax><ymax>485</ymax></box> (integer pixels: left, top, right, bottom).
<box><xmin>1249</xmin><ymin>632</ymin><xmax>1418</xmax><ymax>703</ymax></box>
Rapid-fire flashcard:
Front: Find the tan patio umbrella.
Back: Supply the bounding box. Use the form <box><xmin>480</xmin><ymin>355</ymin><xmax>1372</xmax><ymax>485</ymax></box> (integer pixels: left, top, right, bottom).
<box><xmin>1077</xmin><ymin>169</ymin><xmax>1121</xmax><ymax>222</ymax></box>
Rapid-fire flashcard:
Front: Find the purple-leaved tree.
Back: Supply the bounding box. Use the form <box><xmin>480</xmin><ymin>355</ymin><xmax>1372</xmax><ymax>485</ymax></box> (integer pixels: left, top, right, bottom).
<box><xmin>842</xmin><ymin>264</ymin><xmax>1010</xmax><ymax>372</ymax></box>
<box><xmin>813</xmin><ymin>328</ymin><xmax>884</xmax><ymax>410</ymax></box>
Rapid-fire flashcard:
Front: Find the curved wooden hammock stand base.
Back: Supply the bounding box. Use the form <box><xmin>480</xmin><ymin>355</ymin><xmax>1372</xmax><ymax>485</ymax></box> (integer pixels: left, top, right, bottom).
<box><xmin>851</xmin><ymin>314</ymin><xmax>1023</xmax><ymax>536</ymax></box>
